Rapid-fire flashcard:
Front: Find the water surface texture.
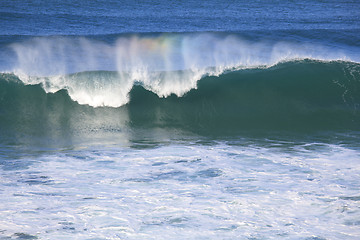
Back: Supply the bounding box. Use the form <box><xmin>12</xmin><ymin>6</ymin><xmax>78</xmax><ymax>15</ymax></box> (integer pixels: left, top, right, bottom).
<box><xmin>1</xmin><ymin>0</ymin><xmax>360</xmax><ymax>239</ymax></box>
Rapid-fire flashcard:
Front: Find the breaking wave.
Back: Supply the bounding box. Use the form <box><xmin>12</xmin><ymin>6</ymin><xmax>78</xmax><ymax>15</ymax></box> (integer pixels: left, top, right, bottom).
<box><xmin>1</xmin><ymin>60</ymin><xmax>359</xmax><ymax>137</ymax></box>
<box><xmin>2</xmin><ymin>33</ymin><xmax>356</xmax><ymax>107</ymax></box>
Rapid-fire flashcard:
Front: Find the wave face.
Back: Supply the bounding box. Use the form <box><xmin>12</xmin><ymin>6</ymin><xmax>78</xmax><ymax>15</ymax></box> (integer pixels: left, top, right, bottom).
<box><xmin>1</xmin><ymin>60</ymin><xmax>359</xmax><ymax>138</ymax></box>
<box><xmin>128</xmin><ymin>60</ymin><xmax>360</xmax><ymax>133</ymax></box>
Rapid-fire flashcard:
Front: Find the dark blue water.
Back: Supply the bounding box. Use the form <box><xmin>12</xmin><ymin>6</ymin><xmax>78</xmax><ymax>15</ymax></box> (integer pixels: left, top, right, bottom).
<box><xmin>1</xmin><ymin>0</ymin><xmax>360</xmax><ymax>35</ymax></box>
<box><xmin>1</xmin><ymin>1</ymin><xmax>360</xmax><ymax>239</ymax></box>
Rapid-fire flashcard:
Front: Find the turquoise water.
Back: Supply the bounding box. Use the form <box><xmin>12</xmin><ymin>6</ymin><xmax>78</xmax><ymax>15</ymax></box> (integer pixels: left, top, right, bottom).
<box><xmin>1</xmin><ymin>1</ymin><xmax>360</xmax><ymax>239</ymax></box>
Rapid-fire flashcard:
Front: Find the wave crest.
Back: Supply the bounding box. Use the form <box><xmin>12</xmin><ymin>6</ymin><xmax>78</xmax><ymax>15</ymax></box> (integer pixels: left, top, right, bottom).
<box><xmin>6</xmin><ymin>33</ymin><xmax>355</xmax><ymax>107</ymax></box>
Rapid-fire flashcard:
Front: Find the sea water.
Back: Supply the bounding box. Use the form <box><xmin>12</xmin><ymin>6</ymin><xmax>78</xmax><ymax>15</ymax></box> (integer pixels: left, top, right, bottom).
<box><xmin>0</xmin><ymin>1</ymin><xmax>360</xmax><ymax>239</ymax></box>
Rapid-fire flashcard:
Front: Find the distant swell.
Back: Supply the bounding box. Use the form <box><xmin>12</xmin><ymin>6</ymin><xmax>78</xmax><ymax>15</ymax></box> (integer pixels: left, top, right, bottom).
<box><xmin>1</xmin><ymin>60</ymin><xmax>359</xmax><ymax>137</ymax></box>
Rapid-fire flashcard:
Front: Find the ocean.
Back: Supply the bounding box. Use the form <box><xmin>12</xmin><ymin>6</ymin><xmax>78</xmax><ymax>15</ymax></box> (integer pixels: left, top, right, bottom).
<box><xmin>1</xmin><ymin>0</ymin><xmax>360</xmax><ymax>239</ymax></box>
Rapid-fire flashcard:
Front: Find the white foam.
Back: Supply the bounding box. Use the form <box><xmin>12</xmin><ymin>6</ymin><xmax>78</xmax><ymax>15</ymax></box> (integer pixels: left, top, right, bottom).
<box><xmin>1</xmin><ymin>142</ymin><xmax>359</xmax><ymax>239</ymax></box>
<box><xmin>10</xmin><ymin>33</ymin><xmax>353</xmax><ymax>107</ymax></box>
